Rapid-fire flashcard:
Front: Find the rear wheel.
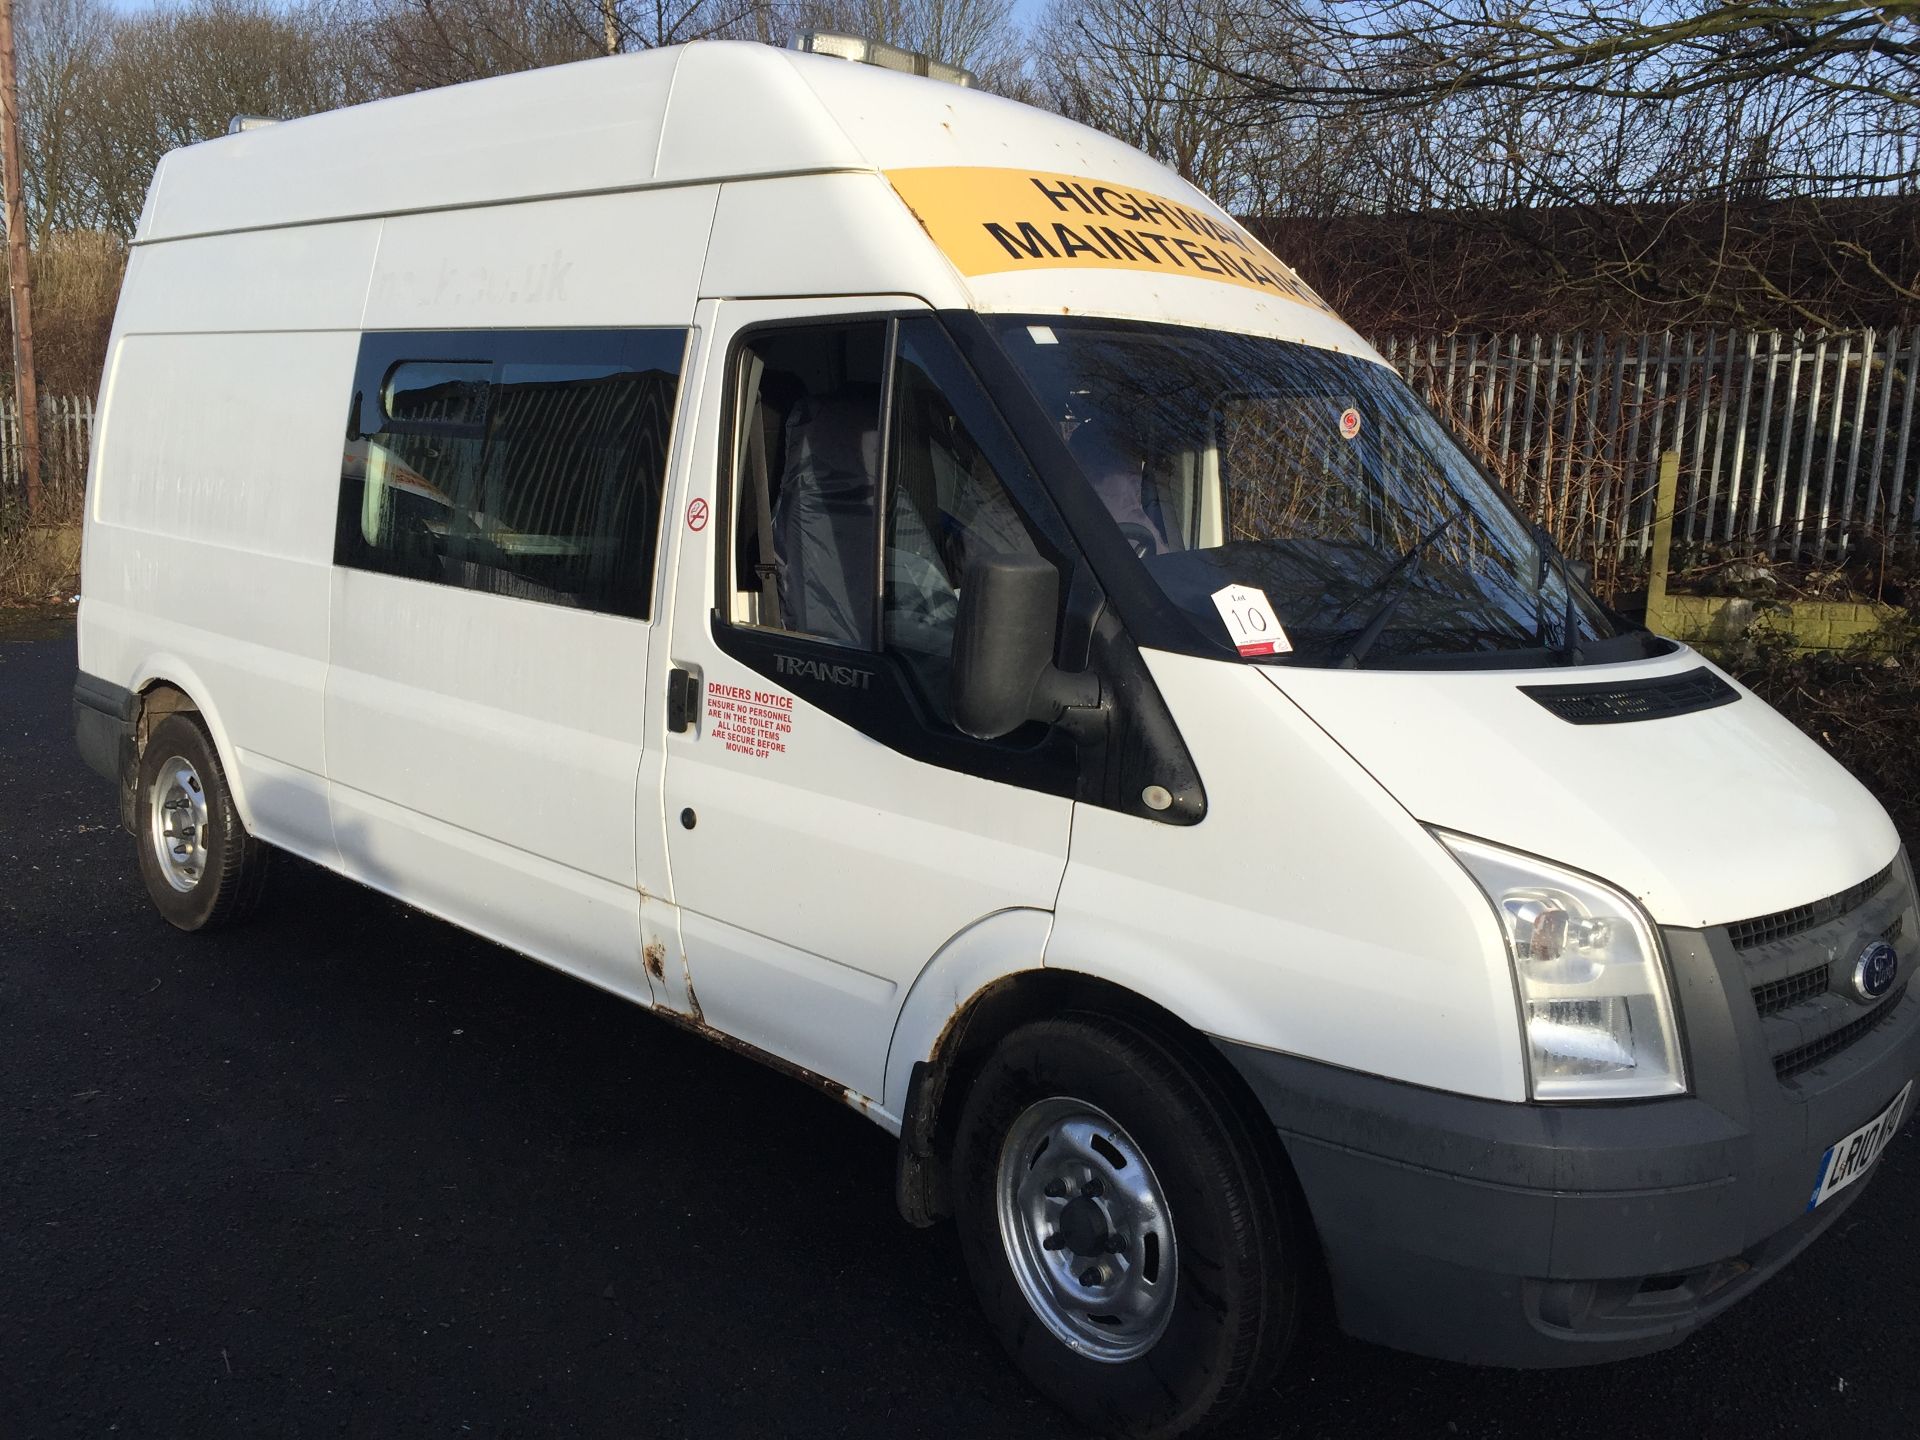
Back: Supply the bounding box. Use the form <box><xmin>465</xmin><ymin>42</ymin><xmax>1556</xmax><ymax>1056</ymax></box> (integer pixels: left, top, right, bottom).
<box><xmin>134</xmin><ymin>712</ymin><xmax>268</xmax><ymax>931</ymax></box>
<box><xmin>951</xmin><ymin>1013</ymin><xmax>1303</xmax><ymax>1439</ymax></box>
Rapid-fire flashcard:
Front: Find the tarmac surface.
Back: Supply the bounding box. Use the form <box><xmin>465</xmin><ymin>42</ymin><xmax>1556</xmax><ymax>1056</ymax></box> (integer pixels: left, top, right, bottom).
<box><xmin>3</xmin><ymin>615</ymin><xmax>1915</xmax><ymax>1438</ymax></box>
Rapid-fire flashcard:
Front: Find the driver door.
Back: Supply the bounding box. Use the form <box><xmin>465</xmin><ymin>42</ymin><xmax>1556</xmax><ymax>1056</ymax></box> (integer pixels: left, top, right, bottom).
<box><xmin>658</xmin><ymin>298</ymin><xmax>1079</xmax><ymax>1102</ymax></box>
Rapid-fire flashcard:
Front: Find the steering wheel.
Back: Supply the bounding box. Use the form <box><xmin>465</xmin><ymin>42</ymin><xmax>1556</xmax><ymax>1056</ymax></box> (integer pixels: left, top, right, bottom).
<box><xmin>1116</xmin><ymin>522</ymin><xmax>1158</xmax><ymax>559</ymax></box>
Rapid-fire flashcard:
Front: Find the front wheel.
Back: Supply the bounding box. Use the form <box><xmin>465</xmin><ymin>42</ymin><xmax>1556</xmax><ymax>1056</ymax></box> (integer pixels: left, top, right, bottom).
<box><xmin>951</xmin><ymin>1013</ymin><xmax>1303</xmax><ymax>1439</ymax></box>
<box><xmin>134</xmin><ymin>712</ymin><xmax>269</xmax><ymax>931</ymax></box>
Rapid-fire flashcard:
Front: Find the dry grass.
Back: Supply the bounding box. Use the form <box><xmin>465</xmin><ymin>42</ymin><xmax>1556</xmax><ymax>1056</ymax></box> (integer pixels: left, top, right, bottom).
<box><xmin>0</xmin><ymin>231</ymin><xmax>116</xmax><ymax>601</ymax></box>
<box><xmin>2</xmin><ymin>232</ymin><xmax>125</xmax><ymax>396</ymax></box>
<box><xmin>0</xmin><ymin>464</ymin><xmax>85</xmax><ymax>603</ymax></box>
<box><xmin>0</xmin><ymin>520</ymin><xmax>82</xmax><ymax>603</ymax></box>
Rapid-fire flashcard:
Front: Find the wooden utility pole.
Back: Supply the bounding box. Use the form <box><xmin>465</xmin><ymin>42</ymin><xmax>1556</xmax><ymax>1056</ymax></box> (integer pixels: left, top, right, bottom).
<box><xmin>601</xmin><ymin>0</ymin><xmax>618</xmax><ymax>55</ymax></box>
<box><xmin>0</xmin><ymin>0</ymin><xmax>40</xmax><ymax>518</ymax></box>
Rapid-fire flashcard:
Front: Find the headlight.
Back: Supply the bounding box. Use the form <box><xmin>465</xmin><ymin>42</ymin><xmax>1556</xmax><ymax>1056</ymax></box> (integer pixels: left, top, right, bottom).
<box><xmin>1437</xmin><ymin>832</ymin><xmax>1686</xmax><ymax>1100</ymax></box>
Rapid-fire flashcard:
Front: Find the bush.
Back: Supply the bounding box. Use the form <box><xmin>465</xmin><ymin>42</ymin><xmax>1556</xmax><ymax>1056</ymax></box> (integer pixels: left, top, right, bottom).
<box><xmin>1705</xmin><ymin>612</ymin><xmax>1920</xmax><ymax>846</ymax></box>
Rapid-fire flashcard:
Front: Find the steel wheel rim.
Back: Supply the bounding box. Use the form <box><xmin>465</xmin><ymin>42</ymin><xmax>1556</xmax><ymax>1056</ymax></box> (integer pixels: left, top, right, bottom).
<box><xmin>148</xmin><ymin>754</ymin><xmax>210</xmax><ymax>893</ymax></box>
<box><xmin>995</xmin><ymin>1095</ymin><xmax>1178</xmax><ymax>1364</ymax></box>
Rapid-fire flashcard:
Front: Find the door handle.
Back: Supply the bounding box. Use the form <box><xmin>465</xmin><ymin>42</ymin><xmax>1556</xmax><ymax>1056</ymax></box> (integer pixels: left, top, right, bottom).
<box><xmin>666</xmin><ymin>665</ymin><xmax>702</xmax><ymax>734</ymax></box>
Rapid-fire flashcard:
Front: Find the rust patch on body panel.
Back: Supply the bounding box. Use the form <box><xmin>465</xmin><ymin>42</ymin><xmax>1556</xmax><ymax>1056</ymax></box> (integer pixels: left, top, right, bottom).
<box><xmin>643</xmin><ymin>941</ymin><xmax>667</xmax><ymax>982</ymax></box>
<box><xmin>649</xmin><ymin>1004</ymin><xmax>878</xmax><ymax>1118</ymax></box>
<box><xmin>680</xmin><ymin>960</ymin><xmax>704</xmax><ymax>1026</ymax></box>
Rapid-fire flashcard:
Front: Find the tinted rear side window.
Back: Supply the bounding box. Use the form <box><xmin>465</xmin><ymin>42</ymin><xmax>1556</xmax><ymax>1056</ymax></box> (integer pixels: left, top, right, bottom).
<box><xmin>337</xmin><ymin>328</ymin><xmax>686</xmax><ymax>620</ymax></box>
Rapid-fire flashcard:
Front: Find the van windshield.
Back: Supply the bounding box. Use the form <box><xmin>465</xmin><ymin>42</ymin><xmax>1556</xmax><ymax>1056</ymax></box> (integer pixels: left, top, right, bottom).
<box><xmin>993</xmin><ymin>316</ymin><xmax>1642</xmax><ymax>669</ymax></box>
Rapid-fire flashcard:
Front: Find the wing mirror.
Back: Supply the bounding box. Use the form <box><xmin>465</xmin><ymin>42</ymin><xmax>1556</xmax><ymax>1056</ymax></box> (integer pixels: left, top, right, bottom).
<box><xmin>950</xmin><ymin>553</ymin><xmax>1099</xmax><ymax>740</ymax></box>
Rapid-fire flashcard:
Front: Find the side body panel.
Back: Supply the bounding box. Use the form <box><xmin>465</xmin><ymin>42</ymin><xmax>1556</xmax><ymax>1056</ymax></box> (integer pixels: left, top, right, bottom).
<box><xmin>322</xmin><ymin>188</ymin><xmax>718</xmax><ymax>1007</ymax></box>
<box><xmin>698</xmin><ymin>173</ymin><xmax>972</xmax><ymax>309</ymax></box>
<box><xmin>79</xmin><ymin>219</ymin><xmax>383</xmax><ymax>866</ymax></box>
<box><xmin>1047</xmin><ymin>649</ymin><xmax>1528</xmax><ymax>1102</ymax></box>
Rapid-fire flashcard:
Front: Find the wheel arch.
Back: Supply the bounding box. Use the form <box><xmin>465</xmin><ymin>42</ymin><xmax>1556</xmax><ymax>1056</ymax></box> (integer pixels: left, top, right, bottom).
<box><xmin>889</xmin><ymin>929</ymin><xmax>1295</xmax><ymax>1233</ymax></box>
<box><xmin>126</xmin><ymin>659</ymin><xmax>255</xmax><ymax>834</ymax></box>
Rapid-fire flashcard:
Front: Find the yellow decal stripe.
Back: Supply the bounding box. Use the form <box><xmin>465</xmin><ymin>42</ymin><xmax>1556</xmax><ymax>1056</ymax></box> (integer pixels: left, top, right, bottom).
<box><xmin>885</xmin><ymin>166</ymin><xmax>1331</xmax><ymax>313</ymax></box>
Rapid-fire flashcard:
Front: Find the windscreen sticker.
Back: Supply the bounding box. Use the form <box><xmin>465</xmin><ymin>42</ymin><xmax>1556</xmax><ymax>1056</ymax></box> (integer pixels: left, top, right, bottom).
<box><xmin>1339</xmin><ymin>407</ymin><xmax>1362</xmax><ymax>441</ymax></box>
<box><xmin>886</xmin><ymin>167</ymin><xmax>1333</xmax><ymax>313</ymax></box>
<box><xmin>1211</xmin><ymin>584</ymin><xmax>1291</xmax><ymax>658</ymax></box>
<box><xmin>705</xmin><ymin>682</ymin><xmax>794</xmax><ymax>759</ymax></box>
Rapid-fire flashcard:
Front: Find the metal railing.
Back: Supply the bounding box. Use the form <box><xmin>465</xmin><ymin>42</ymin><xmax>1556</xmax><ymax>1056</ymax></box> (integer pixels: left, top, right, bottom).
<box><xmin>1379</xmin><ymin>330</ymin><xmax>1920</xmax><ymax>563</ymax></box>
<box><xmin>0</xmin><ymin>392</ymin><xmax>94</xmax><ymax>522</ymax></box>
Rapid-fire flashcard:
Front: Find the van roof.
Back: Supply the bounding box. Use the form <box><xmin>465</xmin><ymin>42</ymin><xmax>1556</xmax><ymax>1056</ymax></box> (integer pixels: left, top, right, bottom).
<box><xmin>135</xmin><ymin>41</ymin><xmax>1369</xmax><ymax>356</ymax></box>
<box><xmin>137</xmin><ymin>42</ymin><xmax>1172</xmax><ymax>244</ymax></box>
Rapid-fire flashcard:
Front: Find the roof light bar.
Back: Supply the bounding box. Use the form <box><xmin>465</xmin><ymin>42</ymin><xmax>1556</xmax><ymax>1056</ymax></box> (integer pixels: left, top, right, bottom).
<box><xmin>792</xmin><ymin>31</ymin><xmax>975</xmax><ymax>88</ymax></box>
<box><xmin>227</xmin><ymin>115</ymin><xmax>282</xmax><ymax>135</ymax></box>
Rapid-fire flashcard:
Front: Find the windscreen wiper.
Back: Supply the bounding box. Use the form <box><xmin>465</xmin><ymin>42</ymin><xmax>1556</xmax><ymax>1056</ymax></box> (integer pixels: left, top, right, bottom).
<box><xmin>1530</xmin><ymin>522</ymin><xmax>1585</xmax><ymax>665</ymax></box>
<box><xmin>1328</xmin><ymin>509</ymin><xmax>1463</xmax><ymax>669</ymax></box>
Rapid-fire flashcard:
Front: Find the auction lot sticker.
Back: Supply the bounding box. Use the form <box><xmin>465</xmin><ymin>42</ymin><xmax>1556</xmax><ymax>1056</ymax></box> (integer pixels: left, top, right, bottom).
<box><xmin>1211</xmin><ymin>584</ymin><xmax>1291</xmax><ymax>657</ymax></box>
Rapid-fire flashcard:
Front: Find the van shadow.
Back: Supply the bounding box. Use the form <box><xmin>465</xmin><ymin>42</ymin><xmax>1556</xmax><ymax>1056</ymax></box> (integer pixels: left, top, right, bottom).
<box><xmin>126</xmin><ymin>794</ymin><xmax>1920</xmax><ymax>1440</ymax></box>
<box><xmin>166</xmin><ymin>802</ymin><xmax>1076</xmax><ymax>1436</ymax></box>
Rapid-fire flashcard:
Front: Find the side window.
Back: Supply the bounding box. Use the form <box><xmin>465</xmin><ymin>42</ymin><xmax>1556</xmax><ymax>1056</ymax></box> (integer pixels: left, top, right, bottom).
<box><xmin>338</xmin><ymin>328</ymin><xmax>685</xmax><ymax>620</ymax></box>
<box><xmin>883</xmin><ymin>328</ymin><xmax>1041</xmax><ymax>720</ymax></box>
<box><xmin>729</xmin><ymin>323</ymin><xmax>887</xmax><ymax>647</ymax></box>
<box><xmin>724</xmin><ymin>317</ymin><xmax>1044</xmax><ymax>724</ymax></box>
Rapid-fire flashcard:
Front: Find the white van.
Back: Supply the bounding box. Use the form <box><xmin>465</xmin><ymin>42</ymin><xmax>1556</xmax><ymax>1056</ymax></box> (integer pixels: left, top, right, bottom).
<box><xmin>73</xmin><ymin>39</ymin><xmax>1917</xmax><ymax>1438</ymax></box>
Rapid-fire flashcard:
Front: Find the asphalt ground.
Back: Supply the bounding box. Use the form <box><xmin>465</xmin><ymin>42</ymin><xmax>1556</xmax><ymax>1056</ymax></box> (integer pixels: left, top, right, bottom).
<box><xmin>2</xmin><ymin>613</ymin><xmax>1916</xmax><ymax>1439</ymax></box>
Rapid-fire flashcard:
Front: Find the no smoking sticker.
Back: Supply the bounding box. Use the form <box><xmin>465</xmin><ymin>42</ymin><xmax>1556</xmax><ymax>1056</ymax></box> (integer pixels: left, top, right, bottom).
<box><xmin>686</xmin><ymin>497</ymin><xmax>710</xmax><ymax>532</ymax></box>
<box><xmin>1211</xmin><ymin>584</ymin><xmax>1291</xmax><ymax>657</ymax></box>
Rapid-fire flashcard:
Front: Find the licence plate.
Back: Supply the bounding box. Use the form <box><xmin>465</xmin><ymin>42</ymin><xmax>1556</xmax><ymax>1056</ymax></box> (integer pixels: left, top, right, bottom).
<box><xmin>1809</xmin><ymin>1081</ymin><xmax>1912</xmax><ymax>1211</ymax></box>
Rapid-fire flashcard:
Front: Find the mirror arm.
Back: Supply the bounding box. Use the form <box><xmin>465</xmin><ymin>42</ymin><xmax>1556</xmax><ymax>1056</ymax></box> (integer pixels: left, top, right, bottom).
<box><xmin>1030</xmin><ymin>666</ymin><xmax>1105</xmax><ymax>740</ymax></box>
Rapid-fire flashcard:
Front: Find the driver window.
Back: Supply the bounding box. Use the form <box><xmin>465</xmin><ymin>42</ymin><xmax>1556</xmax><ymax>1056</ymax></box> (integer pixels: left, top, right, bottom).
<box><xmin>726</xmin><ymin>318</ymin><xmax>1045</xmax><ymax>724</ymax></box>
<box><xmin>729</xmin><ymin>323</ymin><xmax>887</xmax><ymax>648</ymax></box>
<box><xmin>884</xmin><ymin>327</ymin><xmax>1040</xmax><ymax>720</ymax></box>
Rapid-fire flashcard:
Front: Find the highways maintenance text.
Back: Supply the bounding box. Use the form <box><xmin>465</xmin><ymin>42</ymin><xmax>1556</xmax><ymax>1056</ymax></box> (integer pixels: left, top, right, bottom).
<box><xmin>886</xmin><ymin>167</ymin><xmax>1331</xmax><ymax>312</ymax></box>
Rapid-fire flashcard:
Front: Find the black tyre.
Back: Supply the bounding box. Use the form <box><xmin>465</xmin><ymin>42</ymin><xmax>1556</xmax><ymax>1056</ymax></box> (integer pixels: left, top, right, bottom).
<box><xmin>133</xmin><ymin>712</ymin><xmax>269</xmax><ymax>931</ymax></box>
<box><xmin>952</xmin><ymin>1013</ymin><xmax>1302</xmax><ymax>1439</ymax></box>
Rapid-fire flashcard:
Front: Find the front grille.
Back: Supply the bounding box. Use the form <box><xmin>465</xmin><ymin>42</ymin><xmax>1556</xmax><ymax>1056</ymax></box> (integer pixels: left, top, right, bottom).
<box><xmin>1519</xmin><ymin>667</ymin><xmax>1738</xmax><ymax>725</ymax></box>
<box><xmin>1728</xmin><ymin>865</ymin><xmax>1895</xmax><ymax>952</ymax></box>
<box><xmin>1752</xmin><ymin>965</ymin><xmax>1829</xmax><ymax>1017</ymax></box>
<box><xmin>1774</xmin><ymin>984</ymin><xmax>1909</xmax><ymax>1081</ymax></box>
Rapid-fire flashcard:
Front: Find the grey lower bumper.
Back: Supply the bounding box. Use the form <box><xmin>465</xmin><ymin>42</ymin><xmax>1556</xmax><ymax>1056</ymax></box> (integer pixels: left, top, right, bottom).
<box><xmin>1216</xmin><ymin>898</ymin><xmax>1920</xmax><ymax>1367</ymax></box>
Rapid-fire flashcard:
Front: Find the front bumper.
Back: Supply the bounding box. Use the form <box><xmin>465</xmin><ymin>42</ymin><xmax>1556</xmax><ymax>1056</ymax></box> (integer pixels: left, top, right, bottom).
<box><xmin>1216</xmin><ymin>853</ymin><xmax>1920</xmax><ymax>1367</ymax></box>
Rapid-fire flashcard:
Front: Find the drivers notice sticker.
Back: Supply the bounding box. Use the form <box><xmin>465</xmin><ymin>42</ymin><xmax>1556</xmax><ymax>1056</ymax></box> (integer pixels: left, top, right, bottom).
<box><xmin>1211</xmin><ymin>584</ymin><xmax>1291</xmax><ymax>657</ymax></box>
<box><xmin>705</xmin><ymin>682</ymin><xmax>794</xmax><ymax>759</ymax></box>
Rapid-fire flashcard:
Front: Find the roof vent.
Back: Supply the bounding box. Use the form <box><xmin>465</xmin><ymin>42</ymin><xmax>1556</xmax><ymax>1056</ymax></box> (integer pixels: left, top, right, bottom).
<box><xmin>227</xmin><ymin>115</ymin><xmax>282</xmax><ymax>136</ymax></box>
<box><xmin>792</xmin><ymin>31</ymin><xmax>975</xmax><ymax>87</ymax></box>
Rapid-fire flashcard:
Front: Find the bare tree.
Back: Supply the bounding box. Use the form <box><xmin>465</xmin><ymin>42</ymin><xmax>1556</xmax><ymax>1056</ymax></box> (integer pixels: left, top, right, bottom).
<box><xmin>1193</xmin><ymin>0</ymin><xmax>1918</xmax><ymax>208</ymax></box>
<box><xmin>352</xmin><ymin>0</ymin><xmax>787</xmax><ymax>91</ymax></box>
<box><xmin>1034</xmin><ymin>0</ymin><xmax>1271</xmax><ymax>201</ymax></box>
<box><xmin>1042</xmin><ymin>0</ymin><xmax>1920</xmax><ymax>325</ymax></box>
<box><xmin>73</xmin><ymin>0</ymin><xmax>376</xmax><ymax>234</ymax></box>
<box><xmin>16</xmin><ymin>0</ymin><xmax>110</xmax><ymax>240</ymax></box>
<box><xmin>347</xmin><ymin>0</ymin><xmax>598</xmax><ymax>91</ymax></box>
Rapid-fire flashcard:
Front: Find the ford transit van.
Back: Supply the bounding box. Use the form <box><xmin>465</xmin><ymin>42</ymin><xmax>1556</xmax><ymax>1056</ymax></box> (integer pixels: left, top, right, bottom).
<box><xmin>72</xmin><ymin>40</ymin><xmax>1918</xmax><ymax>1438</ymax></box>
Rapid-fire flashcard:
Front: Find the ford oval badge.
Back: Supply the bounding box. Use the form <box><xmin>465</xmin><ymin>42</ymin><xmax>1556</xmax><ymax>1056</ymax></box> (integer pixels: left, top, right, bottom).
<box><xmin>1853</xmin><ymin>940</ymin><xmax>1899</xmax><ymax>1001</ymax></box>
